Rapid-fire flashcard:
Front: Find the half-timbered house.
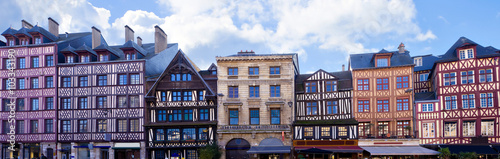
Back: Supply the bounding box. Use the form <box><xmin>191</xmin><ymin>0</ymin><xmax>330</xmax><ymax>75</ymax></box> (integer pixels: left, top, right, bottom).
<box><xmin>293</xmin><ymin>69</ymin><xmax>362</xmax><ymax>159</ymax></box>
<box><xmin>144</xmin><ymin>50</ymin><xmax>217</xmax><ymax>159</ymax></box>
<box><xmin>413</xmin><ymin>54</ymin><xmax>439</xmax><ymax>93</ymax></box>
<box><xmin>417</xmin><ymin>37</ymin><xmax>500</xmax><ymax>157</ymax></box>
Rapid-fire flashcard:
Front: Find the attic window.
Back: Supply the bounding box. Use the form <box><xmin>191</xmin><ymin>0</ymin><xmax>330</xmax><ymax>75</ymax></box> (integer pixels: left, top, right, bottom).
<box><xmin>66</xmin><ymin>56</ymin><xmax>74</xmax><ymax>63</ymax></box>
<box><xmin>100</xmin><ymin>54</ymin><xmax>109</xmax><ymax>62</ymax></box>
<box><xmin>414</xmin><ymin>57</ymin><xmax>422</xmax><ymax>67</ymax></box>
<box><xmin>126</xmin><ymin>53</ymin><xmax>136</xmax><ymax>60</ymax></box>
<box><xmin>459</xmin><ymin>49</ymin><xmax>474</xmax><ymax>59</ymax></box>
<box><xmin>80</xmin><ymin>55</ymin><xmax>90</xmax><ymax>63</ymax></box>
<box><xmin>376</xmin><ymin>58</ymin><xmax>388</xmax><ymax>67</ymax></box>
<box><xmin>8</xmin><ymin>39</ymin><xmax>14</xmax><ymax>46</ymax></box>
<box><xmin>34</xmin><ymin>36</ymin><xmax>41</xmax><ymax>44</ymax></box>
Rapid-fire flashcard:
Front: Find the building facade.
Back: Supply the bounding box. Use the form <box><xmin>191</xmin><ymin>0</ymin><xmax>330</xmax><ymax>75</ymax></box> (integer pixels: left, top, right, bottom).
<box><xmin>413</xmin><ymin>55</ymin><xmax>439</xmax><ymax>93</ymax></box>
<box><xmin>144</xmin><ymin>50</ymin><xmax>217</xmax><ymax>159</ymax></box>
<box><xmin>216</xmin><ymin>51</ymin><xmax>298</xmax><ymax>159</ymax></box>
<box><xmin>293</xmin><ymin>70</ymin><xmax>361</xmax><ymax>159</ymax></box>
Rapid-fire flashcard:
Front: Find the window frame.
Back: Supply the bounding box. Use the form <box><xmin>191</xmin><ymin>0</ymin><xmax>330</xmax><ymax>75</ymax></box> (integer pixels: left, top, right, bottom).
<box><xmin>376</xmin><ymin>78</ymin><xmax>389</xmax><ymax>90</ymax></box>
<box><xmin>249</xmin><ymin>109</ymin><xmax>260</xmax><ymax>125</ymax></box>
<box><xmin>396</xmin><ymin>98</ymin><xmax>409</xmax><ymax>111</ymax></box>
<box><xmin>461</xmin><ymin>70</ymin><xmax>474</xmax><ymax>84</ymax></box>
<box><xmin>249</xmin><ymin>86</ymin><xmax>260</xmax><ymax>98</ymax></box>
<box><xmin>228</xmin><ymin>67</ymin><xmax>238</xmax><ymax>75</ymax></box>
<box><xmin>270</xmin><ymin>85</ymin><xmax>281</xmax><ymax>97</ymax></box>
<box><xmin>358</xmin><ymin>100</ymin><xmax>370</xmax><ymax>112</ymax></box>
<box><xmin>376</xmin><ymin>99</ymin><xmax>389</xmax><ymax>112</ymax></box>
<box><xmin>228</xmin><ymin>86</ymin><xmax>238</xmax><ymax>98</ymax></box>
<box><xmin>357</xmin><ymin>79</ymin><xmax>369</xmax><ymax>91</ymax></box>
<box><xmin>444</xmin><ymin>122</ymin><xmax>457</xmax><ymax>137</ymax></box>
<box><xmin>248</xmin><ymin>67</ymin><xmax>259</xmax><ymax>75</ymax></box>
<box><xmin>306</xmin><ymin>102</ymin><xmax>318</xmax><ymax>116</ymax></box>
<box><xmin>396</xmin><ymin>76</ymin><xmax>409</xmax><ymax>89</ymax></box>
<box><xmin>305</xmin><ymin>82</ymin><xmax>317</xmax><ymax>93</ymax></box>
<box><xmin>270</xmin><ymin>66</ymin><xmax>280</xmax><ymax>75</ymax></box>
<box><xmin>325</xmin><ymin>80</ymin><xmax>337</xmax><ymax>92</ymax></box>
<box><xmin>229</xmin><ymin>109</ymin><xmax>239</xmax><ymax>125</ymax></box>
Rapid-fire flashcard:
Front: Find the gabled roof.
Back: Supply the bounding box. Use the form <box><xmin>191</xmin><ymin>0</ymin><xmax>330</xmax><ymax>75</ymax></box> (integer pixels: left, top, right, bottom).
<box><xmin>94</xmin><ymin>43</ymin><xmax>122</xmax><ymax>57</ymax></box>
<box><xmin>349</xmin><ymin>49</ymin><xmax>413</xmax><ymax>70</ymax></box>
<box><xmin>2</xmin><ymin>27</ymin><xmax>18</xmax><ymax>37</ymax></box>
<box><xmin>295</xmin><ymin>70</ymin><xmax>352</xmax><ymax>93</ymax></box>
<box><xmin>412</xmin><ymin>54</ymin><xmax>439</xmax><ymax>72</ymax></box>
<box><xmin>208</xmin><ymin>63</ymin><xmax>217</xmax><ymax>70</ymax></box>
<box><xmin>120</xmin><ymin>40</ymin><xmax>146</xmax><ymax>55</ymax></box>
<box><xmin>29</xmin><ymin>25</ymin><xmax>58</xmax><ymax>41</ymax></box>
<box><xmin>436</xmin><ymin>37</ymin><xmax>500</xmax><ymax>63</ymax></box>
<box><xmin>15</xmin><ymin>27</ymin><xmax>32</xmax><ymax>38</ymax></box>
<box><xmin>144</xmin><ymin>43</ymin><xmax>179</xmax><ymax>77</ymax></box>
<box><xmin>60</xmin><ymin>45</ymin><xmax>77</xmax><ymax>55</ymax></box>
<box><xmin>75</xmin><ymin>43</ymin><xmax>97</xmax><ymax>55</ymax></box>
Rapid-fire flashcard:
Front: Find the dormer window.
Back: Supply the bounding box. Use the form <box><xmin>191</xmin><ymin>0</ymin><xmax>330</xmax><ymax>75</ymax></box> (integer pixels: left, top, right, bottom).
<box><xmin>414</xmin><ymin>57</ymin><xmax>422</xmax><ymax>66</ymax></box>
<box><xmin>126</xmin><ymin>53</ymin><xmax>136</xmax><ymax>60</ymax></box>
<box><xmin>20</xmin><ymin>39</ymin><xmax>28</xmax><ymax>45</ymax></box>
<box><xmin>8</xmin><ymin>39</ymin><xmax>15</xmax><ymax>46</ymax></box>
<box><xmin>66</xmin><ymin>56</ymin><xmax>74</xmax><ymax>63</ymax></box>
<box><xmin>376</xmin><ymin>58</ymin><xmax>388</xmax><ymax>67</ymax></box>
<box><xmin>99</xmin><ymin>54</ymin><xmax>109</xmax><ymax>62</ymax></box>
<box><xmin>34</xmin><ymin>37</ymin><xmax>41</xmax><ymax>44</ymax></box>
<box><xmin>459</xmin><ymin>49</ymin><xmax>474</xmax><ymax>59</ymax></box>
<box><xmin>80</xmin><ymin>55</ymin><xmax>90</xmax><ymax>63</ymax></box>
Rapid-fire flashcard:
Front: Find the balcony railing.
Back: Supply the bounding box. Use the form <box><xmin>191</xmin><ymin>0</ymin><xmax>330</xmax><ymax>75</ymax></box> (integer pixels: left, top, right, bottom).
<box><xmin>359</xmin><ymin>131</ymin><xmax>415</xmax><ymax>139</ymax></box>
<box><xmin>148</xmin><ymin>140</ymin><xmax>210</xmax><ymax>148</ymax></box>
<box><xmin>218</xmin><ymin>124</ymin><xmax>290</xmax><ymax>132</ymax></box>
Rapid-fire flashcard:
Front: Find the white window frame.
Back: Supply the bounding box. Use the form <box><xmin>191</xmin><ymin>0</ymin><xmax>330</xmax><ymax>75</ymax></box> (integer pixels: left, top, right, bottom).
<box><xmin>462</xmin><ymin>121</ymin><xmax>475</xmax><ymax>137</ymax></box>
<box><xmin>414</xmin><ymin>57</ymin><xmax>422</xmax><ymax>67</ymax></box>
<box><xmin>419</xmin><ymin>73</ymin><xmax>429</xmax><ymax>82</ymax></box>
<box><xmin>459</xmin><ymin>48</ymin><xmax>474</xmax><ymax>59</ymax></box>
<box><xmin>444</xmin><ymin>122</ymin><xmax>457</xmax><ymax>137</ymax></box>
<box><xmin>481</xmin><ymin>120</ymin><xmax>494</xmax><ymax>136</ymax></box>
<box><xmin>422</xmin><ymin>103</ymin><xmax>433</xmax><ymax>112</ymax></box>
<box><xmin>422</xmin><ymin>123</ymin><xmax>435</xmax><ymax>138</ymax></box>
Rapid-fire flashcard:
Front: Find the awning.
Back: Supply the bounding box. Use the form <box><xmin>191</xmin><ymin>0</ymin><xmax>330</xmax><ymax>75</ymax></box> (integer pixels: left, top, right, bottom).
<box><xmin>441</xmin><ymin>145</ymin><xmax>497</xmax><ymax>155</ymax></box>
<box><xmin>361</xmin><ymin>146</ymin><xmax>440</xmax><ymax>156</ymax></box>
<box><xmin>112</xmin><ymin>142</ymin><xmax>141</xmax><ymax>150</ymax></box>
<box><xmin>247</xmin><ymin>146</ymin><xmax>291</xmax><ymax>154</ymax></box>
<box><xmin>295</xmin><ymin>146</ymin><xmax>363</xmax><ymax>153</ymax></box>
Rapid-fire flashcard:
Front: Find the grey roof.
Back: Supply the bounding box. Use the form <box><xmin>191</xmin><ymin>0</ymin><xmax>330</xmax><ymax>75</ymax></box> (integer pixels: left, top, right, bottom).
<box><xmin>349</xmin><ymin>50</ymin><xmax>414</xmax><ymax>70</ymax></box>
<box><xmin>29</xmin><ymin>25</ymin><xmax>58</xmax><ymax>41</ymax></box>
<box><xmin>437</xmin><ymin>37</ymin><xmax>500</xmax><ymax>63</ymax></box>
<box><xmin>60</xmin><ymin>45</ymin><xmax>77</xmax><ymax>55</ymax></box>
<box><xmin>120</xmin><ymin>40</ymin><xmax>147</xmax><ymax>55</ymax></box>
<box><xmin>413</xmin><ymin>55</ymin><xmax>439</xmax><ymax>72</ymax></box>
<box><xmin>0</xmin><ymin>41</ymin><xmax>5</xmax><ymax>46</ymax></box>
<box><xmin>94</xmin><ymin>43</ymin><xmax>123</xmax><ymax>57</ymax></box>
<box><xmin>75</xmin><ymin>44</ymin><xmax>97</xmax><ymax>55</ymax></box>
<box><xmin>144</xmin><ymin>43</ymin><xmax>179</xmax><ymax>77</ymax></box>
<box><xmin>15</xmin><ymin>27</ymin><xmax>32</xmax><ymax>38</ymax></box>
<box><xmin>2</xmin><ymin>28</ymin><xmax>17</xmax><ymax>37</ymax></box>
<box><xmin>415</xmin><ymin>92</ymin><xmax>437</xmax><ymax>102</ymax></box>
<box><xmin>296</xmin><ymin>70</ymin><xmax>352</xmax><ymax>93</ymax></box>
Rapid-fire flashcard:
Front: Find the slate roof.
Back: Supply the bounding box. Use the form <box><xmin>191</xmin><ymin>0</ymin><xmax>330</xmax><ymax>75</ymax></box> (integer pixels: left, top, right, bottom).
<box><xmin>349</xmin><ymin>50</ymin><xmax>414</xmax><ymax>70</ymax></box>
<box><xmin>60</xmin><ymin>45</ymin><xmax>77</xmax><ymax>55</ymax></box>
<box><xmin>75</xmin><ymin>44</ymin><xmax>97</xmax><ymax>55</ymax></box>
<box><xmin>120</xmin><ymin>40</ymin><xmax>147</xmax><ymax>55</ymax></box>
<box><xmin>436</xmin><ymin>37</ymin><xmax>500</xmax><ymax>63</ymax></box>
<box><xmin>15</xmin><ymin>27</ymin><xmax>32</xmax><ymax>38</ymax></box>
<box><xmin>415</xmin><ymin>92</ymin><xmax>437</xmax><ymax>102</ymax></box>
<box><xmin>412</xmin><ymin>55</ymin><xmax>439</xmax><ymax>72</ymax></box>
<box><xmin>143</xmin><ymin>43</ymin><xmax>179</xmax><ymax>77</ymax></box>
<box><xmin>29</xmin><ymin>25</ymin><xmax>58</xmax><ymax>41</ymax></box>
<box><xmin>295</xmin><ymin>70</ymin><xmax>352</xmax><ymax>93</ymax></box>
<box><xmin>0</xmin><ymin>41</ymin><xmax>5</xmax><ymax>46</ymax></box>
<box><xmin>2</xmin><ymin>28</ymin><xmax>18</xmax><ymax>37</ymax></box>
<box><xmin>94</xmin><ymin>43</ymin><xmax>123</xmax><ymax>57</ymax></box>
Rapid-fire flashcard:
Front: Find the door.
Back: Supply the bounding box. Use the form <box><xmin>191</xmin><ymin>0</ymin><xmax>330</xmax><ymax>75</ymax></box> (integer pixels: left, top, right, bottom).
<box><xmin>47</xmin><ymin>148</ymin><xmax>54</xmax><ymax>159</ymax></box>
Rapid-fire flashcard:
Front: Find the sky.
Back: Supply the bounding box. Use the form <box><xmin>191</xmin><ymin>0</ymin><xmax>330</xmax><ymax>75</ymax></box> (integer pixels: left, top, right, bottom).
<box><xmin>1</xmin><ymin>0</ymin><xmax>499</xmax><ymax>73</ymax></box>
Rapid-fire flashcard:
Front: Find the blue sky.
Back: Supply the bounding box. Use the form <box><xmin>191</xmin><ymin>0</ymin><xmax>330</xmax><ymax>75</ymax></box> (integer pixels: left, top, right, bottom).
<box><xmin>1</xmin><ymin>0</ymin><xmax>499</xmax><ymax>73</ymax></box>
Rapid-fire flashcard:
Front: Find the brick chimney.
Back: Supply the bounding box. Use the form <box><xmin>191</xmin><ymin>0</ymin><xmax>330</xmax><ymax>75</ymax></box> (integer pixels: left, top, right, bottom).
<box><xmin>21</xmin><ymin>20</ymin><xmax>33</xmax><ymax>29</ymax></box>
<box><xmin>342</xmin><ymin>64</ymin><xmax>345</xmax><ymax>71</ymax></box>
<box><xmin>91</xmin><ymin>26</ymin><xmax>101</xmax><ymax>49</ymax></box>
<box><xmin>398</xmin><ymin>42</ymin><xmax>405</xmax><ymax>53</ymax></box>
<box><xmin>154</xmin><ymin>25</ymin><xmax>168</xmax><ymax>54</ymax></box>
<box><xmin>48</xmin><ymin>17</ymin><xmax>59</xmax><ymax>36</ymax></box>
<box><xmin>125</xmin><ymin>25</ymin><xmax>134</xmax><ymax>42</ymax></box>
<box><xmin>137</xmin><ymin>36</ymin><xmax>142</xmax><ymax>46</ymax></box>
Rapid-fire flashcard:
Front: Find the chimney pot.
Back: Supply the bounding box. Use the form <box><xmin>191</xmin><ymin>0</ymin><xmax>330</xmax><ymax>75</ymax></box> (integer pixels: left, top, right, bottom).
<box><xmin>48</xmin><ymin>17</ymin><xmax>59</xmax><ymax>37</ymax></box>
<box><xmin>154</xmin><ymin>25</ymin><xmax>168</xmax><ymax>54</ymax></box>
<box><xmin>342</xmin><ymin>64</ymin><xmax>345</xmax><ymax>71</ymax></box>
<box><xmin>125</xmin><ymin>25</ymin><xmax>134</xmax><ymax>42</ymax></box>
<box><xmin>398</xmin><ymin>42</ymin><xmax>405</xmax><ymax>53</ymax></box>
<box><xmin>21</xmin><ymin>20</ymin><xmax>33</xmax><ymax>29</ymax></box>
<box><xmin>91</xmin><ymin>26</ymin><xmax>102</xmax><ymax>49</ymax></box>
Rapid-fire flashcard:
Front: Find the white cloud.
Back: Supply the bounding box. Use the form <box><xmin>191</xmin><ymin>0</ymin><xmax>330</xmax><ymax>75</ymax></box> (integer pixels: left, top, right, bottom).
<box><xmin>416</xmin><ymin>30</ymin><xmax>437</xmax><ymax>41</ymax></box>
<box><xmin>438</xmin><ymin>15</ymin><xmax>449</xmax><ymax>24</ymax></box>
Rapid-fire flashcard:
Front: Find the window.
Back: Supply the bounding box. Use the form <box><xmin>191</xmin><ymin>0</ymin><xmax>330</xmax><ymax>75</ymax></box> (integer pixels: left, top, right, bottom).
<box><xmin>443</xmin><ymin>73</ymin><xmax>456</xmax><ymax>86</ymax></box>
<box><xmin>270</xmin><ymin>85</ymin><xmax>280</xmax><ymax>97</ymax></box>
<box><xmin>97</xmin><ymin>120</ymin><xmax>107</xmax><ymax>132</ymax></box>
<box><xmin>228</xmin><ymin>67</ymin><xmax>238</xmax><ymax>75</ymax></box>
<box><xmin>45</xmin><ymin>76</ymin><xmax>53</xmax><ymax>88</ymax></box>
<box><xmin>305</xmin><ymin>82</ymin><xmax>317</xmax><ymax>93</ymax></box>
<box><xmin>396</xmin><ymin>98</ymin><xmax>409</xmax><ymax>111</ymax></box>
<box><xmin>183</xmin><ymin>91</ymin><xmax>192</xmax><ymax>101</ymax></box>
<box><xmin>250</xmin><ymin>109</ymin><xmax>260</xmax><ymax>125</ymax></box>
<box><xmin>126</xmin><ymin>53</ymin><xmax>136</xmax><ymax>60</ymax></box>
<box><xmin>461</xmin><ymin>71</ymin><xmax>474</xmax><ymax>84</ymax></box>
<box><xmin>8</xmin><ymin>39</ymin><xmax>14</xmax><ymax>46</ymax></box>
<box><xmin>118</xmin><ymin>74</ymin><xmax>127</xmax><ymax>85</ymax></box>
<box><xmin>444</xmin><ymin>122</ymin><xmax>457</xmax><ymax>137</ymax></box>
<box><xmin>171</xmin><ymin>74</ymin><xmax>181</xmax><ymax>81</ymax></box>
<box><xmin>359</xmin><ymin>122</ymin><xmax>371</xmax><ymax>137</ymax></box>
<box><xmin>117</xmin><ymin>120</ymin><xmax>127</xmax><ymax>132</ymax></box>
<box><xmin>97</xmin><ymin>75</ymin><xmax>107</xmax><ymax>86</ymax></box>
<box><xmin>130</xmin><ymin>74</ymin><xmax>140</xmax><ymax>84</ymax></box>
<box><xmin>358</xmin><ymin>100</ymin><xmax>370</xmax><ymax>112</ymax></box>
<box><xmin>396</xmin><ymin>76</ymin><xmax>409</xmax><ymax>88</ymax></box>
<box><xmin>304</xmin><ymin>127</ymin><xmax>313</xmax><ymax>138</ymax></box>
<box><xmin>62</xmin><ymin>77</ymin><xmax>71</xmax><ymax>87</ymax></box>
<box><xmin>66</xmin><ymin>56</ymin><xmax>74</xmax><ymax>63</ymax></box>
<box><xmin>97</xmin><ymin>96</ymin><xmax>107</xmax><ymax>108</ymax></box>
<box><xmin>377</xmin><ymin>100</ymin><xmax>389</xmax><ymax>112</ymax></box>
<box><xmin>463</xmin><ymin>121</ymin><xmax>475</xmax><ymax>137</ymax></box>
<box><xmin>228</xmin><ymin>86</ymin><xmax>238</xmax><ymax>98</ymax></box>
<box><xmin>79</xmin><ymin>97</ymin><xmax>88</xmax><ymax>109</ymax></box>
<box><xmin>31</xmin><ymin>56</ymin><xmax>39</xmax><ymax>68</ymax></box>
<box><xmin>167</xmin><ymin>129</ymin><xmax>180</xmax><ymax>141</ymax></box>
<box><xmin>17</xmin><ymin>99</ymin><xmax>24</xmax><ymax>111</ymax></box>
<box><xmin>18</xmin><ymin>78</ymin><xmax>25</xmax><ymax>89</ymax></box>
<box><xmin>184</xmin><ymin>109</ymin><xmax>193</xmax><ymax>121</ymax></box>
<box><xmin>396</xmin><ymin>121</ymin><xmax>410</xmax><ymax>136</ymax></box>
<box><xmin>376</xmin><ymin>58</ymin><xmax>388</xmax><ymax>67</ymax></box>
<box><xmin>80</xmin><ymin>55</ymin><xmax>89</xmax><ymax>63</ymax></box>
<box><xmin>161</xmin><ymin>92</ymin><xmax>166</xmax><ymax>101</ymax></box>
<box><xmin>229</xmin><ymin>109</ymin><xmax>238</xmax><ymax>125</ymax></box>
<box><xmin>187</xmin><ymin>150</ymin><xmax>198</xmax><ymax>159</ymax></box>
<box><xmin>61</xmin><ymin>98</ymin><xmax>71</xmax><ymax>109</ymax></box>
<box><xmin>156</xmin><ymin>129</ymin><xmax>165</xmax><ymax>141</ymax></box>
<box><xmin>45</xmin><ymin>119</ymin><xmax>53</xmax><ymax>133</ymax></box>
<box><xmin>46</xmin><ymin>97</ymin><xmax>54</xmax><ymax>110</ymax></box>
<box><xmin>419</xmin><ymin>73</ymin><xmax>429</xmax><ymax>82</ymax></box>
<box><xmin>4</xmin><ymin>59</ymin><xmax>13</xmax><ymax>69</ymax></box>
<box><xmin>198</xmin><ymin>91</ymin><xmax>204</xmax><ymax>101</ymax></box>
<box><xmin>79</xmin><ymin>76</ymin><xmax>88</xmax><ymax>87</ymax></box>
<box><xmin>2</xmin><ymin>99</ymin><xmax>8</xmax><ymax>112</ymax></box>
<box><xmin>211</xmin><ymin>70</ymin><xmax>217</xmax><ymax>75</ymax></box>
<box><xmin>445</xmin><ymin>96</ymin><xmax>457</xmax><ymax>110</ymax></box>
<box><xmin>325</xmin><ymin>81</ymin><xmax>337</xmax><ymax>92</ymax></box>
<box><xmin>414</xmin><ymin>58</ymin><xmax>422</xmax><ymax>66</ymax></box>
<box><xmin>479</xmin><ymin>69</ymin><xmax>493</xmax><ymax>83</ymax></box>
<box><xmin>118</xmin><ymin>96</ymin><xmax>127</xmax><ymax>108</ymax></box>
<box><xmin>157</xmin><ymin>110</ymin><xmax>167</xmax><ymax>122</ymax></box>
<box><xmin>31</xmin><ymin>98</ymin><xmax>39</xmax><ymax>110</ymax></box>
<box><xmin>481</xmin><ymin>120</ymin><xmax>494</xmax><ymax>136</ymax></box>
<box><xmin>480</xmin><ymin>93</ymin><xmax>494</xmax><ymax>108</ymax></box>
<box><xmin>338</xmin><ymin>126</ymin><xmax>348</xmax><ymax>137</ymax></box>
<box><xmin>249</xmin><ymin>86</ymin><xmax>260</xmax><ymax>98</ymax></box>
<box><xmin>199</xmin><ymin>109</ymin><xmax>209</xmax><ymax>121</ymax></box>
<box><xmin>18</xmin><ymin>58</ymin><xmax>25</xmax><ymax>69</ymax></box>
<box><xmin>182</xmin><ymin>74</ymin><xmax>192</xmax><ymax>81</ymax></box>
<box><xmin>172</xmin><ymin>91</ymin><xmax>181</xmax><ymax>101</ymax></box>
<box><xmin>46</xmin><ymin>55</ymin><xmax>54</xmax><ymax>67</ymax></box>
<box><xmin>248</xmin><ymin>67</ymin><xmax>259</xmax><ymax>75</ymax></box>
<box><xmin>270</xmin><ymin>67</ymin><xmax>280</xmax><ymax>74</ymax></box>
<box><xmin>199</xmin><ymin>128</ymin><xmax>208</xmax><ymax>140</ymax></box>
<box><xmin>130</xmin><ymin>119</ymin><xmax>140</xmax><ymax>132</ymax></box>
<box><xmin>99</xmin><ymin>54</ymin><xmax>109</xmax><ymax>62</ymax></box>
<box><xmin>422</xmin><ymin>123</ymin><xmax>435</xmax><ymax>138</ymax></box>
<box><xmin>377</xmin><ymin>121</ymin><xmax>389</xmax><ymax>136</ymax></box>
<box><xmin>320</xmin><ymin>127</ymin><xmax>331</xmax><ymax>138</ymax></box>
<box><xmin>357</xmin><ymin>79</ymin><xmax>369</xmax><ymax>90</ymax></box>
<box><xmin>376</xmin><ymin>78</ymin><xmax>389</xmax><ymax>90</ymax></box>
<box><xmin>31</xmin><ymin>77</ymin><xmax>39</xmax><ymax>89</ymax></box>
<box><xmin>62</xmin><ymin>120</ymin><xmax>71</xmax><ymax>133</ymax></box>
<box><xmin>3</xmin><ymin>79</ymin><xmax>11</xmax><ymax>90</ymax></box>
<box><xmin>306</xmin><ymin>102</ymin><xmax>318</xmax><ymax>115</ymax></box>
<box><xmin>326</xmin><ymin>101</ymin><xmax>338</xmax><ymax>115</ymax></box>
<box><xmin>169</xmin><ymin>110</ymin><xmax>182</xmax><ymax>122</ymax></box>
<box><xmin>34</xmin><ymin>37</ymin><xmax>41</xmax><ymax>44</ymax></box>
<box><xmin>2</xmin><ymin>121</ymin><xmax>7</xmax><ymax>134</ymax></box>
<box><xmin>183</xmin><ymin>128</ymin><xmax>196</xmax><ymax>140</ymax></box>
<box><xmin>459</xmin><ymin>49</ymin><xmax>474</xmax><ymax>59</ymax></box>
<box><xmin>17</xmin><ymin>120</ymin><xmax>24</xmax><ymax>134</ymax></box>
<box><xmin>130</xmin><ymin>96</ymin><xmax>139</xmax><ymax>107</ymax></box>
<box><xmin>271</xmin><ymin>109</ymin><xmax>280</xmax><ymax>125</ymax></box>
<box><xmin>79</xmin><ymin>120</ymin><xmax>88</xmax><ymax>133</ymax></box>
<box><xmin>462</xmin><ymin>94</ymin><xmax>475</xmax><ymax>109</ymax></box>
<box><xmin>422</xmin><ymin>103</ymin><xmax>434</xmax><ymax>112</ymax></box>
<box><xmin>30</xmin><ymin>120</ymin><xmax>38</xmax><ymax>133</ymax></box>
